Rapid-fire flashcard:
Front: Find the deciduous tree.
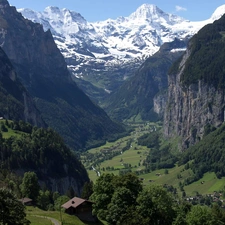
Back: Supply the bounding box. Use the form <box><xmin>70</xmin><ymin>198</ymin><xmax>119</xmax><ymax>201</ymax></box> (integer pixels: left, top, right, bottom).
<box><xmin>137</xmin><ymin>185</ymin><xmax>176</xmax><ymax>225</ymax></box>
<box><xmin>0</xmin><ymin>188</ymin><xmax>30</xmax><ymax>225</ymax></box>
<box><xmin>21</xmin><ymin>171</ymin><xmax>40</xmax><ymax>202</ymax></box>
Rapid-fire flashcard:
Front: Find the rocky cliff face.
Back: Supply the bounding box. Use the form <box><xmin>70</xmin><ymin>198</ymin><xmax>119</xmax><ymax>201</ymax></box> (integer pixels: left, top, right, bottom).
<box><xmin>44</xmin><ymin>177</ymin><xmax>85</xmax><ymax>196</ymax></box>
<box><xmin>0</xmin><ymin>1</ymin><xmax>70</xmax><ymax>89</ymax></box>
<box><xmin>0</xmin><ymin>46</ymin><xmax>45</xmax><ymax>126</ymax></box>
<box><xmin>0</xmin><ymin>0</ymin><xmax>126</xmax><ymax>150</ymax></box>
<box><xmin>164</xmin><ymin>58</ymin><xmax>225</xmax><ymax>149</ymax></box>
<box><xmin>153</xmin><ymin>90</ymin><xmax>168</xmax><ymax>119</ymax></box>
<box><xmin>164</xmin><ymin>16</ymin><xmax>225</xmax><ymax>149</ymax></box>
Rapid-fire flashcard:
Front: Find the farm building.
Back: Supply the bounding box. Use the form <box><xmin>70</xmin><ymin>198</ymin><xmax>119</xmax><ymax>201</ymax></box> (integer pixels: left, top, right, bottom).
<box><xmin>62</xmin><ymin>197</ymin><xmax>96</xmax><ymax>222</ymax></box>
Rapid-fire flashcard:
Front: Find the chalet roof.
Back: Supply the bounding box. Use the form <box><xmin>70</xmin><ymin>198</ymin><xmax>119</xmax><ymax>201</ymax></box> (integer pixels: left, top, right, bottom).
<box><xmin>62</xmin><ymin>197</ymin><xmax>93</xmax><ymax>209</ymax></box>
<box><xmin>19</xmin><ymin>197</ymin><xmax>32</xmax><ymax>204</ymax></box>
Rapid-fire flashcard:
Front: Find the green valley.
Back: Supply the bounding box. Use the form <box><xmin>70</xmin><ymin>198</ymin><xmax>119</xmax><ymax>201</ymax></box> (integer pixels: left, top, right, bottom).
<box><xmin>81</xmin><ymin>121</ymin><xmax>225</xmax><ymax>199</ymax></box>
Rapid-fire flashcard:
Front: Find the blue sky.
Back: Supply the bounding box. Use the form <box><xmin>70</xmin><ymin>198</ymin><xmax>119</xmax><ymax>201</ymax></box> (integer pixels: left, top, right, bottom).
<box><xmin>8</xmin><ymin>0</ymin><xmax>225</xmax><ymax>22</ymax></box>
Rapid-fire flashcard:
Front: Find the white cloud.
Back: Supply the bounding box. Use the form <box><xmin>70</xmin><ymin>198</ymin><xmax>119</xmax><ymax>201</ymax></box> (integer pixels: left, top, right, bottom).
<box><xmin>175</xmin><ymin>5</ymin><xmax>187</xmax><ymax>12</ymax></box>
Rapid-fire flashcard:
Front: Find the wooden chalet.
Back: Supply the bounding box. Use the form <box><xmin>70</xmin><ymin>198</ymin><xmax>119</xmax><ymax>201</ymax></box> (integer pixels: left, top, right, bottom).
<box><xmin>19</xmin><ymin>197</ymin><xmax>33</xmax><ymax>206</ymax></box>
<box><xmin>62</xmin><ymin>197</ymin><xmax>96</xmax><ymax>222</ymax></box>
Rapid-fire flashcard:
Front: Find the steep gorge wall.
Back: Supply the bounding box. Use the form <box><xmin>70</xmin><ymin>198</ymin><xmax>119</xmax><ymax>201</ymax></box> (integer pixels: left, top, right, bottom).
<box><xmin>164</xmin><ymin>48</ymin><xmax>225</xmax><ymax>149</ymax></box>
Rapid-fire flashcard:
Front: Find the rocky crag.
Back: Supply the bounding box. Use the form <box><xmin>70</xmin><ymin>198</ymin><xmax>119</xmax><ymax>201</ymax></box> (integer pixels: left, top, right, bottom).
<box><xmin>0</xmin><ymin>46</ymin><xmax>45</xmax><ymax>126</ymax></box>
<box><xmin>164</xmin><ymin>15</ymin><xmax>225</xmax><ymax>149</ymax></box>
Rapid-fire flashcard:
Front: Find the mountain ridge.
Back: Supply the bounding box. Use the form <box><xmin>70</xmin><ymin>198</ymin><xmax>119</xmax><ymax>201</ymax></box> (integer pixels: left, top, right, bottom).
<box><xmin>17</xmin><ymin>4</ymin><xmax>225</xmax><ymax>103</ymax></box>
<box><xmin>104</xmin><ymin>38</ymin><xmax>187</xmax><ymax>122</ymax></box>
<box><xmin>0</xmin><ymin>0</ymin><xmax>126</xmax><ymax>150</ymax></box>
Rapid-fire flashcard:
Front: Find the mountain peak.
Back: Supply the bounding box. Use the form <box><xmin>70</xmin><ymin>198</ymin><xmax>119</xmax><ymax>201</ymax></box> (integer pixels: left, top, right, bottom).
<box><xmin>129</xmin><ymin>4</ymin><xmax>161</xmax><ymax>20</ymax></box>
<box><xmin>43</xmin><ymin>6</ymin><xmax>87</xmax><ymax>24</ymax></box>
<box><xmin>210</xmin><ymin>4</ymin><xmax>225</xmax><ymax>21</ymax></box>
<box><xmin>44</xmin><ymin>6</ymin><xmax>60</xmax><ymax>12</ymax></box>
<box><xmin>128</xmin><ymin>3</ymin><xmax>184</xmax><ymax>25</ymax></box>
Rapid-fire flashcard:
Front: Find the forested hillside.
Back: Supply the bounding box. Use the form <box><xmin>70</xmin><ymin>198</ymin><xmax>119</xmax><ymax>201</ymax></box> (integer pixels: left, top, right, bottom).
<box><xmin>179</xmin><ymin>15</ymin><xmax>225</xmax><ymax>88</ymax></box>
<box><xmin>179</xmin><ymin>123</ymin><xmax>225</xmax><ymax>180</ymax></box>
<box><xmin>0</xmin><ymin>119</ymin><xmax>89</xmax><ymax>195</ymax></box>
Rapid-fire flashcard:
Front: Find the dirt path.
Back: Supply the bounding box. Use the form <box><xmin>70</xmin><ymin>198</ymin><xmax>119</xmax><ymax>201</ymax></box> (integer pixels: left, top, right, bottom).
<box><xmin>46</xmin><ymin>217</ymin><xmax>61</xmax><ymax>225</ymax></box>
<box><xmin>32</xmin><ymin>215</ymin><xmax>61</xmax><ymax>225</ymax></box>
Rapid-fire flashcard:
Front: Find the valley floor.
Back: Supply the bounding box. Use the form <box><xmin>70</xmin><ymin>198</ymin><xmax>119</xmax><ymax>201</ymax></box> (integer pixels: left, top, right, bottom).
<box><xmin>81</xmin><ymin>122</ymin><xmax>225</xmax><ymax>199</ymax></box>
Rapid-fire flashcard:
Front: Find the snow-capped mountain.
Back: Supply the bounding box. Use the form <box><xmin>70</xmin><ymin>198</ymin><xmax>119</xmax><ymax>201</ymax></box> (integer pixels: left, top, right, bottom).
<box><xmin>17</xmin><ymin>4</ymin><xmax>225</xmax><ymax>101</ymax></box>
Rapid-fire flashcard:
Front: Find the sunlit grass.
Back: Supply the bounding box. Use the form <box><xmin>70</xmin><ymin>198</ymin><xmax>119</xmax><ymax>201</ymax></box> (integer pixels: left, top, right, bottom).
<box><xmin>26</xmin><ymin>215</ymin><xmax>52</xmax><ymax>225</ymax></box>
<box><xmin>26</xmin><ymin>206</ymin><xmax>107</xmax><ymax>225</ymax></box>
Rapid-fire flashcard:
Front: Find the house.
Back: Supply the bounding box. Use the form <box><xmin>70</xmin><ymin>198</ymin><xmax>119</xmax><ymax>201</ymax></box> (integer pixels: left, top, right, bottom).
<box><xmin>19</xmin><ymin>197</ymin><xmax>33</xmax><ymax>206</ymax></box>
<box><xmin>62</xmin><ymin>197</ymin><xmax>96</xmax><ymax>222</ymax></box>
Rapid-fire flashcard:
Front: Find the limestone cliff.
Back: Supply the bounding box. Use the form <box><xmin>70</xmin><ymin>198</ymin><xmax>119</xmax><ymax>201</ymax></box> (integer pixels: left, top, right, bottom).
<box><xmin>0</xmin><ymin>46</ymin><xmax>45</xmax><ymax>126</ymax></box>
<box><xmin>164</xmin><ymin>15</ymin><xmax>225</xmax><ymax>149</ymax></box>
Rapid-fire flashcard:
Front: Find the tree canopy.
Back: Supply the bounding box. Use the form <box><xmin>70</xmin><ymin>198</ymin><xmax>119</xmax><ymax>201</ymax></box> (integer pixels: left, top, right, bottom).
<box><xmin>0</xmin><ymin>188</ymin><xmax>30</xmax><ymax>225</ymax></box>
<box><xmin>21</xmin><ymin>171</ymin><xmax>40</xmax><ymax>202</ymax></box>
<box><xmin>90</xmin><ymin>173</ymin><xmax>225</xmax><ymax>225</ymax></box>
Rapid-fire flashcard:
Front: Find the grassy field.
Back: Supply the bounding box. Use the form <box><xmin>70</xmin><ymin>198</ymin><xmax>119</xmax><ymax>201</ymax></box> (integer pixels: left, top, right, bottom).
<box><xmin>82</xmin><ymin>122</ymin><xmax>156</xmax><ymax>182</ymax></box>
<box><xmin>138</xmin><ymin>166</ymin><xmax>225</xmax><ymax>196</ymax></box>
<box><xmin>26</xmin><ymin>215</ymin><xmax>52</xmax><ymax>225</ymax></box>
<box><xmin>84</xmin><ymin>136</ymin><xmax>150</xmax><ymax>182</ymax></box>
<box><xmin>0</xmin><ymin>120</ymin><xmax>25</xmax><ymax>139</ymax></box>
<box><xmin>83</xmin><ymin>121</ymin><xmax>225</xmax><ymax>197</ymax></box>
<box><xmin>184</xmin><ymin>172</ymin><xmax>225</xmax><ymax>195</ymax></box>
<box><xmin>26</xmin><ymin>206</ymin><xmax>107</xmax><ymax>225</ymax></box>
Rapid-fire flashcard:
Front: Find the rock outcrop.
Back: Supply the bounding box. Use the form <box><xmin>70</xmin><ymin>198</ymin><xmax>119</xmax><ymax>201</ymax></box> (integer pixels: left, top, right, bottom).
<box><xmin>0</xmin><ymin>46</ymin><xmax>45</xmax><ymax>126</ymax></box>
<box><xmin>164</xmin><ymin>15</ymin><xmax>225</xmax><ymax>149</ymax></box>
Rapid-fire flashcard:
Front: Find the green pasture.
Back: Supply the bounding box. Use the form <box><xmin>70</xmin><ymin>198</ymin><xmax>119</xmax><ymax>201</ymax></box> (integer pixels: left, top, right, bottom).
<box><xmin>86</xmin><ymin>148</ymin><xmax>143</xmax><ymax>182</ymax></box>
<box><xmin>0</xmin><ymin>120</ymin><xmax>25</xmax><ymax>139</ymax></box>
<box><xmin>86</xmin><ymin>144</ymin><xmax>149</xmax><ymax>182</ymax></box>
<box><xmin>87</xmin><ymin>169</ymin><xmax>102</xmax><ymax>183</ymax></box>
<box><xmin>26</xmin><ymin>215</ymin><xmax>52</xmax><ymax>225</ymax></box>
<box><xmin>184</xmin><ymin>172</ymin><xmax>225</xmax><ymax>196</ymax></box>
<box><xmin>136</xmin><ymin>166</ymin><xmax>225</xmax><ymax>197</ymax></box>
<box><xmin>100</xmin><ymin>147</ymin><xmax>148</xmax><ymax>168</ymax></box>
<box><xmin>26</xmin><ymin>206</ymin><xmax>106</xmax><ymax>225</ymax></box>
<box><xmin>84</xmin><ymin>121</ymin><xmax>225</xmax><ymax>197</ymax></box>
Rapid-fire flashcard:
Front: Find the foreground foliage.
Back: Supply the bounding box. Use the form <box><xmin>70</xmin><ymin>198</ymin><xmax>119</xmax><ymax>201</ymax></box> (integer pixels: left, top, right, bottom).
<box><xmin>91</xmin><ymin>173</ymin><xmax>225</xmax><ymax>225</ymax></box>
<box><xmin>0</xmin><ymin>188</ymin><xmax>30</xmax><ymax>225</ymax></box>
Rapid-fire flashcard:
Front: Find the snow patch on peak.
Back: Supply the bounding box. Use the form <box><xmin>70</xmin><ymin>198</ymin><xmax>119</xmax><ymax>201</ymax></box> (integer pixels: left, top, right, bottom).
<box><xmin>17</xmin><ymin>8</ymin><xmax>42</xmax><ymax>23</ymax></box>
<box><xmin>43</xmin><ymin>7</ymin><xmax>87</xmax><ymax>24</ymax></box>
<box><xmin>44</xmin><ymin>6</ymin><xmax>61</xmax><ymax>14</ymax></box>
<box><xmin>128</xmin><ymin>3</ymin><xmax>185</xmax><ymax>25</ymax></box>
<box><xmin>129</xmin><ymin>4</ymin><xmax>161</xmax><ymax>20</ymax></box>
<box><xmin>210</xmin><ymin>4</ymin><xmax>225</xmax><ymax>21</ymax></box>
